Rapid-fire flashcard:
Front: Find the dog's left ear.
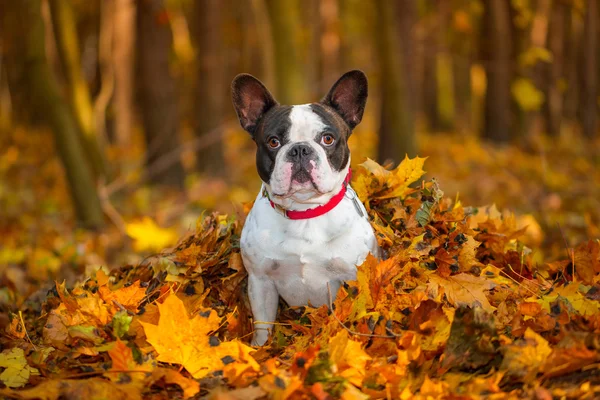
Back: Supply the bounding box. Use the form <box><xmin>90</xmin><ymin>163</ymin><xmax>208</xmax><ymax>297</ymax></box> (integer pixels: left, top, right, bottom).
<box><xmin>321</xmin><ymin>70</ymin><xmax>368</xmax><ymax>129</ymax></box>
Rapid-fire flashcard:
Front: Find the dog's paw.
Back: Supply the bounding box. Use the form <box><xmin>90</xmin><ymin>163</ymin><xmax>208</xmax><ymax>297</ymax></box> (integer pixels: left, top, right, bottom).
<box><xmin>251</xmin><ymin>330</ymin><xmax>269</xmax><ymax>347</ymax></box>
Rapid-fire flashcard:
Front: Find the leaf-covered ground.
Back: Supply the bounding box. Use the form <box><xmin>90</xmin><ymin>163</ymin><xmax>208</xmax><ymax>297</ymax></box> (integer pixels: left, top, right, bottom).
<box><xmin>2</xmin><ymin>152</ymin><xmax>600</xmax><ymax>399</ymax></box>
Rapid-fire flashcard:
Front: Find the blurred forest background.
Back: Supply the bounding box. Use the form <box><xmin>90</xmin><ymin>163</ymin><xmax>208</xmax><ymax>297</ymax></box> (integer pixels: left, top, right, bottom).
<box><xmin>1</xmin><ymin>0</ymin><xmax>600</xmax><ymax>291</ymax></box>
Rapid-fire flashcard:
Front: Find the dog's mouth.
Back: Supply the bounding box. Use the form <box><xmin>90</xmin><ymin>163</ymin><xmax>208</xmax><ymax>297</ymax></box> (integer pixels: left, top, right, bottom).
<box><xmin>271</xmin><ymin>170</ymin><xmax>321</xmax><ymax>198</ymax></box>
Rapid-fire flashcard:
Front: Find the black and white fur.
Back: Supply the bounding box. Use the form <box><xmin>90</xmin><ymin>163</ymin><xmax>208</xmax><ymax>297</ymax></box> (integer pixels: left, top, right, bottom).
<box><xmin>231</xmin><ymin>71</ymin><xmax>379</xmax><ymax>345</ymax></box>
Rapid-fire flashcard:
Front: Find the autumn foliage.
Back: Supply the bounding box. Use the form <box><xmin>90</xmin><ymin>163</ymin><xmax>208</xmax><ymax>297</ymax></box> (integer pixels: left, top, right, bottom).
<box><xmin>2</xmin><ymin>157</ymin><xmax>600</xmax><ymax>399</ymax></box>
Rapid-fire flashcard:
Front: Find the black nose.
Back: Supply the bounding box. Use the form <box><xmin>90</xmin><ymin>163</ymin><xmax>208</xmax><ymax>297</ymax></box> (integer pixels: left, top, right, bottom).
<box><xmin>287</xmin><ymin>143</ymin><xmax>314</xmax><ymax>161</ymax></box>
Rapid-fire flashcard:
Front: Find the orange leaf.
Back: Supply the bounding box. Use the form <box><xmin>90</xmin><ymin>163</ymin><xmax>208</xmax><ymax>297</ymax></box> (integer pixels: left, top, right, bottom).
<box><xmin>99</xmin><ymin>280</ymin><xmax>146</xmax><ymax>313</ymax></box>
<box><xmin>140</xmin><ymin>292</ymin><xmax>258</xmax><ymax>379</ymax></box>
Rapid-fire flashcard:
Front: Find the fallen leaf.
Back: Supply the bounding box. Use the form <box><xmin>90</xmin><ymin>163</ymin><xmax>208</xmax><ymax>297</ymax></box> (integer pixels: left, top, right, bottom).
<box><xmin>0</xmin><ymin>348</ymin><xmax>39</xmax><ymax>388</ymax></box>
<box><xmin>106</xmin><ymin>339</ymin><xmax>154</xmax><ymax>383</ymax></box>
<box><xmin>329</xmin><ymin>330</ymin><xmax>371</xmax><ymax>386</ymax></box>
<box><xmin>126</xmin><ymin>217</ymin><xmax>179</xmax><ymax>252</ymax></box>
<box><xmin>353</xmin><ymin>156</ymin><xmax>426</xmax><ymax>202</ymax></box>
<box><xmin>141</xmin><ymin>292</ymin><xmax>257</xmax><ymax>379</ymax></box>
<box><xmin>500</xmin><ymin>328</ymin><xmax>552</xmax><ymax>381</ymax></box>
<box><xmin>429</xmin><ymin>273</ymin><xmax>497</xmax><ymax>312</ymax></box>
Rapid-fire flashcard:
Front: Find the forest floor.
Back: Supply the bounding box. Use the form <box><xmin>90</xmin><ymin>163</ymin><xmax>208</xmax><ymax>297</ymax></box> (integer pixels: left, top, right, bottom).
<box><xmin>1</xmin><ymin>127</ymin><xmax>600</xmax><ymax>399</ymax></box>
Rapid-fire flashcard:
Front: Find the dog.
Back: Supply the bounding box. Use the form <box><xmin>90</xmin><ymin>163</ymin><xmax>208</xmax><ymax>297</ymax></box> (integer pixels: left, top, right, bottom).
<box><xmin>231</xmin><ymin>70</ymin><xmax>379</xmax><ymax>345</ymax></box>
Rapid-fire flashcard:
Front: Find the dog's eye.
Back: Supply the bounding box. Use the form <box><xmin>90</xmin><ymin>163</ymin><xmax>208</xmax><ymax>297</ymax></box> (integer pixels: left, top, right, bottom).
<box><xmin>321</xmin><ymin>134</ymin><xmax>335</xmax><ymax>146</ymax></box>
<box><xmin>268</xmin><ymin>137</ymin><xmax>281</xmax><ymax>149</ymax></box>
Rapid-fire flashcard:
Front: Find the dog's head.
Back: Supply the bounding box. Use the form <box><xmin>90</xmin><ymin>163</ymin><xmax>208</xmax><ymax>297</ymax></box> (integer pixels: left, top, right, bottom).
<box><xmin>231</xmin><ymin>71</ymin><xmax>367</xmax><ymax>203</ymax></box>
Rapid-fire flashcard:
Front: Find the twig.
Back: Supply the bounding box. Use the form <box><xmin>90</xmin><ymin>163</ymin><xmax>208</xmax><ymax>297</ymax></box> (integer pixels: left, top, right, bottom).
<box><xmin>18</xmin><ymin>311</ymin><xmax>37</xmax><ymax>350</ymax></box>
<box><xmin>557</xmin><ymin>222</ymin><xmax>577</xmax><ymax>282</ymax></box>
<box><xmin>253</xmin><ymin>321</ymin><xmax>292</xmax><ymax>327</ymax></box>
<box><xmin>104</xmin><ymin>121</ymin><xmax>233</xmax><ymax>196</ymax></box>
<box><xmin>97</xmin><ymin>177</ymin><xmax>126</xmax><ymax>234</ymax></box>
<box><xmin>277</xmin><ymin>358</ymin><xmax>292</xmax><ymax>367</ymax></box>
<box><xmin>499</xmin><ymin>267</ymin><xmax>542</xmax><ymax>299</ymax></box>
<box><xmin>326</xmin><ymin>283</ymin><xmax>400</xmax><ymax>339</ymax></box>
<box><xmin>112</xmin><ymin>300</ymin><xmax>133</xmax><ymax>315</ymax></box>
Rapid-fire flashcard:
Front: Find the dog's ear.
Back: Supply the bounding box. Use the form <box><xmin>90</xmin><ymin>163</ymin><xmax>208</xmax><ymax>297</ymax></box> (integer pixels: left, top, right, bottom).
<box><xmin>321</xmin><ymin>70</ymin><xmax>368</xmax><ymax>129</ymax></box>
<box><xmin>231</xmin><ymin>74</ymin><xmax>278</xmax><ymax>135</ymax></box>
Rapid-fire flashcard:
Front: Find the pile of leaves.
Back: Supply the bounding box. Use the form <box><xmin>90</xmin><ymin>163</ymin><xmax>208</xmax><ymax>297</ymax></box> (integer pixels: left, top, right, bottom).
<box><xmin>420</xmin><ymin>132</ymin><xmax>600</xmax><ymax>259</ymax></box>
<box><xmin>1</xmin><ymin>157</ymin><xmax>600</xmax><ymax>399</ymax></box>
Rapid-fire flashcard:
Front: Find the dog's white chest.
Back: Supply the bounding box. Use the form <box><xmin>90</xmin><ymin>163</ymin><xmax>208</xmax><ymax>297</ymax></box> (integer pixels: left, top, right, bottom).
<box><xmin>240</xmin><ymin>186</ymin><xmax>378</xmax><ymax>307</ymax></box>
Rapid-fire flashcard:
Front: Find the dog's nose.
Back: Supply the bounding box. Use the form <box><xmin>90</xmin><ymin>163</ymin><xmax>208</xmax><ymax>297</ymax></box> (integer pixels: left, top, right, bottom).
<box><xmin>288</xmin><ymin>143</ymin><xmax>314</xmax><ymax>161</ymax></box>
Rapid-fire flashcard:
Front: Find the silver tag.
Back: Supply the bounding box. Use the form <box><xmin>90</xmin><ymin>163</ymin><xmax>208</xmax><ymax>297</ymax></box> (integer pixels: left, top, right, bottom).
<box><xmin>345</xmin><ymin>187</ymin><xmax>365</xmax><ymax>218</ymax></box>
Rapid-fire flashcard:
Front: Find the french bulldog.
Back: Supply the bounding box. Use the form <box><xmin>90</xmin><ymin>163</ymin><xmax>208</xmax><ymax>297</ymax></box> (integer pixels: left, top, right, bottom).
<box><xmin>231</xmin><ymin>70</ymin><xmax>379</xmax><ymax>346</ymax></box>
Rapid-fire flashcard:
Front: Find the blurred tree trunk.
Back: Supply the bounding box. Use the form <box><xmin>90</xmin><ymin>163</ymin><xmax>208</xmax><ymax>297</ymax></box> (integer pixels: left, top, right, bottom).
<box><xmin>136</xmin><ymin>0</ymin><xmax>185</xmax><ymax>187</ymax></box>
<box><xmin>396</xmin><ymin>0</ymin><xmax>418</xmax><ymax>122</ymax></box>
<box><xmin>194</xmin><ymin>0</ymin><xmax>225</xmax><ymax>176</ymax></box>
<box><xmin>265</xmin><ymin>0</ymin><xmax>305</xmax><ymax>104</ymax></box>
<box><xmin>580</xmin><ymin>0</ymin><xmax>598</xmax><ymax>138</ymax></box>
<box><xmin>435</xmin><ymin>0</ymin><xmax>455</xmax><ymax>131</ymax></box>
<box><xmin>249</xmin><ymin>0</ymin><xmax>276</xmax><ymax>89</ymax></box>
<box><xmin>113</xmin><ymin>0</ymin><xmax>135</xmax><ymax>146</ymax></box>
<box><xmin>522</xmin><ymin>0</ymin><xmax>551</xmax><ymax>140</ymax></box>
<box><xmin>338</xmin><ymin>0</ymin><xmax>354</xmax><ymax>70</ymax></box>
<box><xmin>375</xmin><ymin>0</ymin><xmax>416</xmax><ymax>163</ymax></box>
<box><xmin>2</xmin><ymin>0</ymin><xmax>103</xmax><ymax>228</ymax></box>
<box><xmin>48</xmin><ymin>0</ymin><xmax>107</xmax><ymax>178</ymax></box>
<box><xmin>482</xmin><ymin>0</ymin><xmax>513</xmax><ymax>142</ymax></box>
<box><xmin>307</xmin><ymin>0</ymin><xmax>322</xmax><ymax>95</ymax></box>
<box><xmin>422</xmin><ymin>9</ymin><xmax>440</xmax><ymax>131</ymax></box>
<box><xmin>451</xmin><ymin>1</ymin><xmax>475</xmax><ymax>135</ymax></box>
<box><xmin>319</xmin><ymin>0</ymin><xmax>341</xmax><ymax>94</ymax></box>
<box><xmin>563</xmin><ymin>3</ymin><xmax>582</xmax><ymax>125</ymax></box>
<box><xmin>544</xmin><ymin>0</ymin><xmax>568</xmax><ymax>137</ymax></box>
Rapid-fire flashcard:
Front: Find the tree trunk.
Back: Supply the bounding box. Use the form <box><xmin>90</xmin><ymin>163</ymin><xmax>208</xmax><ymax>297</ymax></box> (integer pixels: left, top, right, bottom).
<box><xmin>265</xmin><ymin>0</ymin><xmax>306</xmax><ymax>104</ymax></box>
<box><xmin>563</xmin><ymin>2</ymin><xmax>582</xmax><ymax>125</ymax></box>
<box><xmin>396</xmin><ymin>0</ymin><xmax>418</xmax><ymax>122</ymax></box>
<box><xmin>375</xmin><ymin>0</ymin><xmax>416</xmax><ymax>164</ymax></box>
<box><xmin>580</xmin><ymin>0</ymin><xmax>598</xmax><ymax>138</ymax></box>
<box><xmin>544</xmin><ymin>0</ymin><xmax>568</xmax><ymax>137</ymax></box>
<box><xmin>48</xmin><ymin>0</ymin><xmax>107</xmax><ymax>178</ymax></box>
<box><xmin>451</xmin><ymin>0</ymin><xmax>475</xmax><ymax>135</ymax></box>
<box><xmin>524</xmin><ymin>0</ymin><xmax>551</xmax><ymax>140</ymax></box>
<box><xmin>422</xmin><ymin>24</ymin><xmax>440</xmax><ymax>131</ymax></box>
<box><xmin>319</xmin><ymin>0</ymin><xmax>341</xmax><ymax>94</ymax></box>
<box><xmin>2</xmin><ymin>0</ymin><xmax>104</xmax><ymax>228</ymax></box>
<box><xmin>136</xmin><ymin>0</ymin><xmax>185</xmax><ymax>187</ymax></box>
<box><xmin>482</xmin><ymin>0</ymin><xmax>513</xmax><ymax>142</ymax></box>
<box><xmin>249</xmin><ymin>0</ymin><xmax>276</xmax><ymax>90</ymax></box>
<box><xmin>194</xmin><ymin>0</ymin><xmax>226</xmax><ymax>176</ymax></box>
<box><xmin>435</xmin><ymin>0</ymin><xmax>455</xmax><ymax>131</ymax></box>
<box><xmin>112</xmin><ymin>0</ymin><xmax>136</xmax><ymax>146</ymax></box>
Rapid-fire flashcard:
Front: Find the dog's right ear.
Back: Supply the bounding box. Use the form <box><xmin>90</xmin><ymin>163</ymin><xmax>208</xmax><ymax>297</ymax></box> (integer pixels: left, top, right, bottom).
<box><xmin>231</xmin><ymin>74</ymin><xmax>278</xmax><ymax>135</ymax></box>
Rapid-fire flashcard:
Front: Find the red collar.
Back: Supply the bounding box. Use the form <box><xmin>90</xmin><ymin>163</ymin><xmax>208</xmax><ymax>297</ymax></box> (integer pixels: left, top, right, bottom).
<box><xmin>265</xmin><ymin>170</ymin><xmax>351</xmax><ymax>220</ymax></box>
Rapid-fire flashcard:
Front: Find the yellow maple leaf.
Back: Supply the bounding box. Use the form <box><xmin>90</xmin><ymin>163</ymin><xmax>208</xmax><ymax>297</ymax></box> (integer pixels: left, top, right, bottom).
<box><xmin>500</xmin><ymin>328</ymin><xmax>552</xmax><ymax>381</ymax></box>
<box><xmin>329</xmin><ymin>330</ymin><xmax>371</xmax><ymax>387</ymax></box>
<box><xmin>536</xmin><ymin>283</ymin><xmax>599</xmax><ymax>317</ymax></box>
<box><xmin>353</xmin><ymin>156</ymin><xmax>426</xmax><ymax>203</ymax></box>
<box><xmin>141</xmin><ymin>292</ymin><xmax>258</xmax><ymax>379</ymax></box>
<box><xmin>0</xmin><ymin>348</ymin><xmax>39</xmax><ymax>388</ymax></box>
<box><xmin>126</xmin><ymin>217</ymin><xmax>178</xmax><ymax>252</ymax></box>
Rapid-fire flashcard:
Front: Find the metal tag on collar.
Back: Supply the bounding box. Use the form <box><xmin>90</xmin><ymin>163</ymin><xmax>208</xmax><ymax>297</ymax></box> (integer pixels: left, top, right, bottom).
<box><xmin>345</xmin><ymin>186</ymin><xmax>364</xmax><ymax>218</ymax></box>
